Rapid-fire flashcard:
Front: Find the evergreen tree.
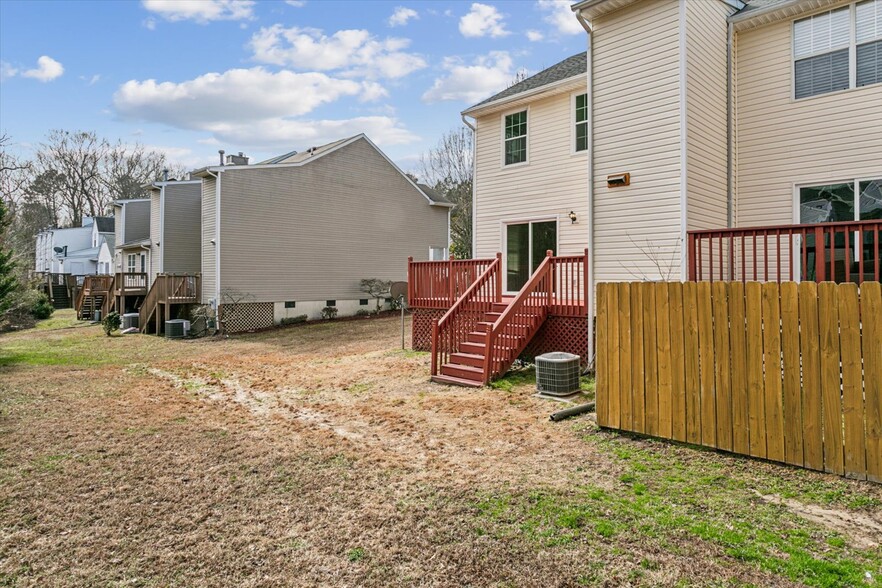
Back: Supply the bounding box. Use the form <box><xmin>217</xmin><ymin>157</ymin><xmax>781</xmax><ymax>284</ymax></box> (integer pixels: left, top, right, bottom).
<box><xmin>0</xmin><ymin>199</ymin><xmax>19</xmax><ymax>315</ymax></box>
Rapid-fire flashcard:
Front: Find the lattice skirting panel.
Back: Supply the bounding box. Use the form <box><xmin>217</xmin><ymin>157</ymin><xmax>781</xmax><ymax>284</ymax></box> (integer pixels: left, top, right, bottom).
<box><xmin>411</xmin><ymin>308</ymin><xmax>446</xmax><ymax>351</ymax></box>
<box><xmin>220</xmin><ymin>302</ymin><xmax>275</xmax><ymax>333</ymax></box>
<box><xmin>521</xmin><ymin>316</ymin><xmax>591</xmax><ymax>367</ymax></box>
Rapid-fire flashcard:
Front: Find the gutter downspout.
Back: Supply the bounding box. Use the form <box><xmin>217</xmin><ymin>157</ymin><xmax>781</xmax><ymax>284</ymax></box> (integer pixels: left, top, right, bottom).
<box><xmin>727</xmin><ymin>20</ymin><xmax>734</xmax><ymax>229</ymax></box>
<box><xmin>576</xmin><ymin>10</ymin><xmax>596</xmax><ymax>371</ymax></box>
<box><xmin>461</xmin><ymin>114</ymin><xmax>477</xmax><ymax>259</ymax></box>
<box><xmin>204</xmin><ymin>169</ymin><xmax>222</xmax><ymax>305</ymax></box>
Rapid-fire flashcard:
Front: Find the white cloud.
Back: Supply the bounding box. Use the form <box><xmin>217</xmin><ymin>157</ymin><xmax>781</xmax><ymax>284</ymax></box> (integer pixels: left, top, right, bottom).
<box><xmin>536</xmin><ymin>0</ymin><xmax>583</xmax><ymax>35</ymax></box>
<box><xmin>113</xmin><ymin>67</ymin><xmax>381</xmax><ymax>127</ymax></box>
<box><xmin>80</xmin><ymin>74</ymin><xmax>101</xmax><ymax>85</ymax></box>
<box><xmin>21</xmin><ymin>56</ymin><xmax>64</xmax><ymax>82</ymax></box>
<box><xmin>285</xmin><ymin>0</ymin><xmax>306</xmax><ymax>6</ymax></box>
<box><xmin>141</xmin><ymin>0</ymin><xmax>254</xmax><ymax>23</ymax></box>
<box><xmin>422</xmin><ymin>51</ymin><xmax>513</xmax><ymax>103</ymax></box>
<box><xmin>249</xmin><ymin>25</ymin><xmax>426</xmax><ymax>79</ymax></box>
<box><xmin>526</xmin><ymin>30</ymin><xmax>544</xmax><ymax>42</ymax></box>
<box><xmin>388</xmin><ymin>6</ymin><xmax>418</xmax><ymax>27</ymax></box>
<box><xmin>0</xmin><ymin>62</ymin><xmax>18</xmax><ymax>81</ymax></box>
<box><xmin>143</xmin><ymin>17</ymin><xmax>157</xmax><ymax>30</ymax></box>
<box><xmin>112</xmin><ymin>67</ymin><xmax>415</xmax><ymax>151</ymax></box>
<box><xmin>459</xmin><ymin>3</ymin><xmax>510</xmax><ymax>38</ymax></box>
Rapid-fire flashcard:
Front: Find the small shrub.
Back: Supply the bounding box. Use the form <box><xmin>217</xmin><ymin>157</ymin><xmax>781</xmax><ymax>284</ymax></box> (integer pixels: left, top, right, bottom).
<box><xmin>321</xmin><ymin>306</ymin><xmax>338</xmax><ymax>320</ymax></box>
<box><xmin>389</xmin><ymin>296</ymin><xmax>403</xmax><ymax>311</ymax></box>
<box><xmin>355</xmin><ymin>309</ymin><xmax>370</xmax><ymax>317</ymax></box>
<box><xmin>29</xmin><ymin>291</ymin><xmax>54</xmax><ymax>320</ymax></box>
<box><xmin>281</xmin><ymin>314</ymin><xmax>308</xmax><ymax>325</ymax></box>
<box><xmin>102</xmin><ymin>311</ymin><xmax>121</xmax><ymax>336</ymax></box>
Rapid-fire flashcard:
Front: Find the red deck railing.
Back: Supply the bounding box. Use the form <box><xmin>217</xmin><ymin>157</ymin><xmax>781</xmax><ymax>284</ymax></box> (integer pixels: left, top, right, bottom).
<box><xmin>430</xmin><ymin>255</ymin><xmax>502</xmax><ymax>376</ymax></box>
<box><xmin>408</xmin><ymin>257</ymin><xmax>497</xmax><ymax>308</ymax></box>
<box><xmin>688</xmin><ymin>220</ymin><xmax>882</xmax><ymax>284</ymax></box>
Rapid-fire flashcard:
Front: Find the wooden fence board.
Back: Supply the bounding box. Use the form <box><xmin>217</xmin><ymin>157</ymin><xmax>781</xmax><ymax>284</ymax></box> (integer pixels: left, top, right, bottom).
<box><xmin>656</xmin><ymin>283</ymin><xmax>673</xmax><ymax>440</ymax></box>
<box><xmin>762</xmin><ymin>282</ymin><xmax>785</xmax><ymax>463</ymax></box>
<box><xmin>862</xmin><ymin>282</ymin><xmax>882</xmax><ymax>483</ymax></box>
<box><xmin>669</xmin><ymin>282</ymin><xmax>687</xmax><ymax>443</ymax></box>
<box><xmin>818</xmin><ymin>282</ymin><xmax>844</xmax><ymax>476</ymax></box>
<box><xmin>683</xmin><ymin>282</ymin><xmax>701</xmax><ymax>445</ymax></box>
<box><xmin>838</xmin><ymin>283</ymin><xmax>865</xmax><ymax>480</ymax></box>
<box><xmin>697</xmin><ymin>282</ymin><xmax>716</xmax><ymax>448</ymax></box>
<box><xmin>746</xmin><ymin>282</ymin><xmax>767</xmax><ymax>459</ymax></box>
<box><xmin>618</xmin><ymin>283</ymin><xmax>633</xmax><ymax>433</ymax></box>
<box><xmin>630</xmin><ymin>283</ymin><xmax>646</xmax><ymax>433</ymax></box>
<box><xmin>643</xmin><ymin>283</ymin><xmax>659</xmax><ymax>437</ymax></box>
<box><xmin>728</xmin><ymin>281</ymin><xmax>750</xmax><ymax>456</ymax></box>
<box><xmin>596</xmin><ymin>284</ymin><xmax>608</xmax><ymax>427</ymax></box>
<box><xmin>595</xmin><ymin>280</ymin><xmax>880</xmax><ymax>484</ymax></box>
<box><xmin>608</xmin><ymin>284</ymin><xmax>621</xmax><ymax>429</ymax></box>
<box><xmin>799</xmin><ymin>281</ymin><xmax>824</xmax><ymax>472</ymax></box>
<box><xmin>712</xmin><ymin>282</ymin><xmax>733</xmax><ymax>452</ymax></box>
<box><xmin>780</xmin><ymin>282</ymin><xmax>803</xmax><ymax>467</ymax></box>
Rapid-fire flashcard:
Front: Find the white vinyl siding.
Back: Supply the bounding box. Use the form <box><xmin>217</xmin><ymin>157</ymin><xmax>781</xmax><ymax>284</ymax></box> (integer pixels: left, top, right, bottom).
<box><xmin>201</xmin><ymin>176</ymin><xmax>217</xmax><ymax>304</ymax></box>
<box><xmin>472</xmin><ymin>87</ymin><xmax>588</xmax><ymax>262</ymax></box>
<box><xmin>592</xmin><ymin>0</ymin><xmax>683</xmax><ymax>282</ymax></box>
<box><xmin>735</xmin><ymin>2</ymin><xmax>882</xmax><ymax>228</ymax></box>
<box><xmin>149</xmin><ymin>188</ymin><xmax>161</xmax><ymax>282</ymax></box>
<box><xmin>685</xmin><ymin>0</ymin><xmax>733</xmax><ymax>234</ymax></box>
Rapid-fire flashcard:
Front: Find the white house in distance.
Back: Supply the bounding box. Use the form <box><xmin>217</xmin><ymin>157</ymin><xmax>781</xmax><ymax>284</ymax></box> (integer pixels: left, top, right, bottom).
<box><xmin>34</xmin><ymin>216</ymin><xmax>114</xmax><ymax>277</ymax></box>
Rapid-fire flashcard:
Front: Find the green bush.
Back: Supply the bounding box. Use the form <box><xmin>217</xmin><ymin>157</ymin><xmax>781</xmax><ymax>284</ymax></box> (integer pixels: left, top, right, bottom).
<box><xmin>355</xmin><ymin>309</ymin><xmax>370</xmax><ymax>317</ymax></box>
<box><xmin>102</xmin><ymin>311</ymin><xmax>121</xmax><ymax>336</ymax></box>
<box><xmin>281</xmin><ymin>314</ymin><xmax>308</xmax><ymax>325</ymax></box>
<box><xmin>321</xmin><ymin>306</ymin><xmax>338</xmax><ymax>320</ymax></box>
<box><xmin>29</xmin><ymin>292</ymin><xmax>54</xmax><ymax>320</ymax></box>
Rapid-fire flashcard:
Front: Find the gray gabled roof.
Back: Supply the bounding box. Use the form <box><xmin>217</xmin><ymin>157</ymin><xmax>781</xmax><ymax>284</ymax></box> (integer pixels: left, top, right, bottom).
<box><xmin>416</xmin><ymin>183</ymin><xmax>452</xmax><ymax>205</ymax></box>
<box><xmin>256</xmin><ymin>137</ymin><xmax>354</xmax><ymax>165</ymax></box>
<box><xmin>93</xmin><ymin>216</ymin><xmax>115</xmax><ymax>233</ymax></box>
<box><xmin>464</xmin><ymin>52</ymin><xmax>587</xmax><ymax>113</ymax></box>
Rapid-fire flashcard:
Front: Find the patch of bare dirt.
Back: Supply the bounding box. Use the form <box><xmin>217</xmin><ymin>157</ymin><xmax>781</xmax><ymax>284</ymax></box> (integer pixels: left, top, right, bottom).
<box><xmin>758</xmin><ymin>492</ymin><xmax>882</xmax><ymax>549</ymax></box>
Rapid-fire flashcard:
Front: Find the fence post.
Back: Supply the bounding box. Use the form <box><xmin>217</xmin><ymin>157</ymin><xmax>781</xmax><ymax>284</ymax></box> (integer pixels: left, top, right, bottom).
<box><xmin>687</xmin><ymin>233</ymin><xmax>697</xmax><ymax>281</ymax></box>
<box><xmin>583</xmin><ymin>248</ymin><xmax>590</xmax><ymax>316</ymax></box>
<box><xmin>430</xmin><ymin>318</ymin><xmax>439</xmax><ymax>375</ymax></box>
<box><xmin>814</xmin><ymin>226</ymin><xmax>825</xmax><ymax>281</ymax></box>
<box><xmin>495</xmin><ymin>252</ymin><xmax>502</xmax><ymax>302</ymax></box>
<box><xmin>407</xmin><ymin>256</ymin><xmax>413</xmax><ymax>307</ymax></box>
<box><xmin>447</xmin><ymin>255</ymin><xmax>455</xmax><ymax>304</ymax></box>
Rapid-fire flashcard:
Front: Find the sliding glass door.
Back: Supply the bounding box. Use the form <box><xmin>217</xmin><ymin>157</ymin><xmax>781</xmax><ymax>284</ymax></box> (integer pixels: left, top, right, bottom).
<box><xmin>505</xmin><ymin>220</ymin><xmax>556</xmax><ymax>292</ymax></box>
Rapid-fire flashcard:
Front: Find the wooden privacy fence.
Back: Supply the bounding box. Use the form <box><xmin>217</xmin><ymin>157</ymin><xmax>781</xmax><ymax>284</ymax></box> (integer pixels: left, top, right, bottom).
<box><xmin>596</xmin><ymin>280</ymin><xmax>882</xmax><ymax>483</ymax></box>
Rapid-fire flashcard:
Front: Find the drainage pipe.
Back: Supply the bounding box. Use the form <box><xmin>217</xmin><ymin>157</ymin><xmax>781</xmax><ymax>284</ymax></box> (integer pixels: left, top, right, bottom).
<box><xmin>550</xmin><ymin>402</ymin><xmax>596</xmax><ymax>422</ymax></box>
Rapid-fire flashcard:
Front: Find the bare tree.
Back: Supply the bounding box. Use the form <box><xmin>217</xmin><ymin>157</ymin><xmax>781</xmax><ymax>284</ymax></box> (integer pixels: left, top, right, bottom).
<box><xmin>419</xmin><ymin>127</ymin><xmax>473</xmax><ymax>258</ymax></box>
<box><xmin>35</xmin><ymin>130</ymin><xmax>106</xmax><ymax>225</ymax></box>
<box><xmin>103</xmin><ymin>142</ymin><xmax>187</xmax><ymax>202</ymax></box>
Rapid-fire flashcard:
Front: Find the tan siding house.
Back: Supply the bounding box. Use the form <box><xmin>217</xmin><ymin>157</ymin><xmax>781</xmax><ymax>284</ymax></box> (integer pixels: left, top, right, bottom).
<box><xmin>466</xmin><ymin>0</ymin><xmax>880</xmax><ymax>284</ymax></box>
<box><xmin>194</xmin><ymin>134</ymin><xmax>452</xmax><ymax>327</ymax></box>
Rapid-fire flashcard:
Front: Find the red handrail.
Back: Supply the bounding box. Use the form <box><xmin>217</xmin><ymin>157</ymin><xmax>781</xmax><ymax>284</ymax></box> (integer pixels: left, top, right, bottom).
<box><xmin>483</xmin><ymin>251</ymin><xmax>553</xmax><ymax>382</ymax></box>
<box><xmin>430</xmin><ymin>254</ymin><xmax>501</xmax><ymax>376</ymax></box>
<box><xmin>409</xmin><ymin>257</ymin><xmax>497</xmax><ymax>308</ymax></box>
<box><xmin>688</xmin><ymin>220</ymin><xmax>881</xmax><ymax>283</ymax></box>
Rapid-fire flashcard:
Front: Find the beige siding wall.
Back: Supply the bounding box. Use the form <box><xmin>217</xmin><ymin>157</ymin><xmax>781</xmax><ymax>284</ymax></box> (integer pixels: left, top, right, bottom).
<box><xmin>473</xmin><ymin>89</ymin><xmax>589</xmax><ymax>261</ymax></box>
<box><xmin>149</xmin><ymin>189</ymin><xmax>161</xmax><ymax>282</ymax></box>
<box><xmin>592</xmin><ymin>0</ymin><xmax>683</xmax><ymax>282</ymax></box>
<box><xmin>121</xmin><ymin>200</ymin><xmax>151</xmax><ymax>243</ymax></box>
<box><xmin>685</xmin><ymin>0</ymin><xmax>733</xmax><ymax>232</ymax></box>
<box><xmin>162</xmin><ymin>183</ymin><xmax>202</xmax><ymax>275</ymax></box>
<box><xmin>218</xmin><ymin>138</ymin><xmax>449</xmax><ymax>302</ymax></box>
<box><xmin>201</xmin><ymin>177</ymin><xmax>217</xmax><ymax>303</ymax></box>
<box><xmin>734</xmin><ymin>2</ymin><xmax>882</xmax><ymax>227</ymax></box>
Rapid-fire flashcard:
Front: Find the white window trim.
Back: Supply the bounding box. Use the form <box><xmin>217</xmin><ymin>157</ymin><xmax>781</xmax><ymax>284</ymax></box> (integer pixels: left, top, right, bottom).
<box><xmin>499</xmin><ymin>216</ymin><xmax>560</xmax><ymax>294</ymax></box>
<box><xmin>792</xmin><ymin>0</ymin><xmax>882</xmax><ymax>101</ymax></box>
<box><xmin>500</xmin><ymin>106</ymin><xmax>530</xmax><ymax>169</ymax></box>
<box><xmin>429</xmin><ymin>246</ymin><xmax>448</xmax><ymax>261</ymax></box>
<box><xmin>570</xmin><ymin>91</ymin><xmax>589</xmax><ymax>156</ymax></box>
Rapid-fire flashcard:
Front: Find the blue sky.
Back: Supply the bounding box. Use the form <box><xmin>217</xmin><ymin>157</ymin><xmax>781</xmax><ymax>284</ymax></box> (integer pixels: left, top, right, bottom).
<box><xmin>0</xmin><ymin>0</ymin><xmax>587</xmax><ymax>172</ymax></box>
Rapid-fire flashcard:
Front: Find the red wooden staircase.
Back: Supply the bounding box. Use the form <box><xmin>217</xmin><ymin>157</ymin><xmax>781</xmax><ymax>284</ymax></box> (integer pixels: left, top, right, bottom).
<box><xmin>431</xmin><ymin>251</ymin><xmax>560</xmax><ymax>387</ymax></box>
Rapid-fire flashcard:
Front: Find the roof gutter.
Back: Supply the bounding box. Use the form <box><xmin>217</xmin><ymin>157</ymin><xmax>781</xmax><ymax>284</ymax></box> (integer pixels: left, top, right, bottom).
<box><xmin>461</xmin><ymin>74</ymin><xmax>587</xmax><ymax>118</ymax></box>
<box><xmin>575</xmin><ymin>9</ymin><xmax>596</xmax><ymax>371</ymax></box>
<box><xmin>461</xmin><ymin>114</ymin><xmax>477</xmax><ymax>259</ymax></box>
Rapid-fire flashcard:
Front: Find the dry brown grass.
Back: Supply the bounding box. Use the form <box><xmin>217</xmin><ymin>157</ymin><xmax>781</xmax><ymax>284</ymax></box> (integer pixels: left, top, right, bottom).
<box><xmin>1</xmin><ymin>311</ymin><xmax>880</xmax><ymax>587</ymax></box>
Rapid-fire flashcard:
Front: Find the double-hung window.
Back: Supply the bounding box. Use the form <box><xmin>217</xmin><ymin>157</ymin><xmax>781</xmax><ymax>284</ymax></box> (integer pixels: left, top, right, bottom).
<box><xmin>503</xmin><ymin>110</ymin><xmax>527</xmax><ymax>165</ymax></box>
<box><xmin>793</xmin><ymin>0</ymin><xmax>882</xmax><ymax>99</ymax></box>
<box><xmin>574</xmin><ymin>93</ymin><xmax>588</xmax><ymax>153</ymax></box>
<box><xmin>127</xmin><ymin>253</ymin><xmax>136</xmax><ymax>274</ymax></box>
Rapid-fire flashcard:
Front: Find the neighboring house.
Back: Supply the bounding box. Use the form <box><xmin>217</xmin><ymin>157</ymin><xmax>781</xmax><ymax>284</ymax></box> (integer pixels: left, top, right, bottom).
<box><xmin>34</xmin><ymin>220</ymin><xmax>93</xmax><ymax>274</ymax></box>
<box><xmin>416</xmin><ymin>0</ymin><xmax>881</xmax><ymax>385</ymax></box>
<box><xmin>111</xmin><ymin>198</ymin><xmax>151</xmax><ymax>314</ymax></box>
<box><xmin>97</xmin><ymin>235</ymin><xmax>115</xmax><ymax>275</ymax></box>
<box><xmin>193</xmin><ymin>134</ymin><xmax>453</xmax><ymax>332</ymax></box>
<box><xmin>147</xmin><ymin>180</ymin><xmax>202</xmax><ymax>283</ymax></box>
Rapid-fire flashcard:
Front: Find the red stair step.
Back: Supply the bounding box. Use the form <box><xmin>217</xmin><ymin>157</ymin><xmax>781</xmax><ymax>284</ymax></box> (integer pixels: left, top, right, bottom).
<box><xmin>440</xmin><ymin>363</ymin><xmax>483</xmax><ymax>381</ymax></box>
<box><xmin>431</xmin><ymin>374</ymin><xmax>484</xmax><ymax>388</ymax></box>
<box><xmin>450</xmin><ymin>352</ymin><xmax>485</xmax><ymax>368</ymax></box>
